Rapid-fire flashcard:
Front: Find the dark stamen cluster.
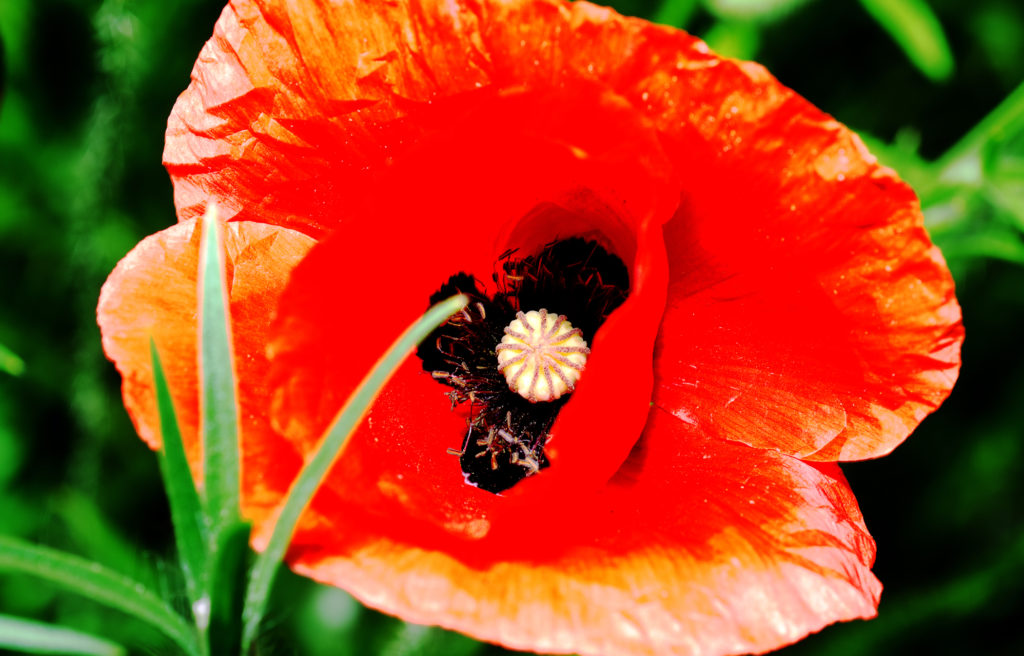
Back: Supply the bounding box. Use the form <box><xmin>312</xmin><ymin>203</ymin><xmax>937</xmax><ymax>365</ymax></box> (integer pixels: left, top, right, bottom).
<box><xmin>417</xmin><ymin>238</ymin><xmax>629</xmax><ymax>494</ymax></box>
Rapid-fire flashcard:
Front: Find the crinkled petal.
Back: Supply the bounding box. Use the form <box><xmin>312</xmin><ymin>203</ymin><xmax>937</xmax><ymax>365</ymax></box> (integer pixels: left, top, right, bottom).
<box><xmin>164</xmin><ymin>0</ymin><xmax>494</xmax><ymax>235</ymax></box>
<box><xmin>272</xmin><ymin>409</ymin><xmax>880</xmax><ymax>656</ymax></box>
<box><xmin>162</xmin><ymin>0</ymin><xmax>690</xmax><ymax>237</ymax></box>
<box><xmin>636</xmin><ymin>46</ymin><xmax>964</xmax><ymax>460</ymax></box>
<box><xmin>97</xmin><ymin>218</ymin><xmax>315</xmax><ymax>523</ymax></box>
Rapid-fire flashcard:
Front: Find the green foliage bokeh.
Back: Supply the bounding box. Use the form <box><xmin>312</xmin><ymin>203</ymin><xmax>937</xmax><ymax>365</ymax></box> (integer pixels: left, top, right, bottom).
<box><xmin>1</xmin><ymin>0</ymin><xmax>1022</xmax><ymax>654</ymax></box>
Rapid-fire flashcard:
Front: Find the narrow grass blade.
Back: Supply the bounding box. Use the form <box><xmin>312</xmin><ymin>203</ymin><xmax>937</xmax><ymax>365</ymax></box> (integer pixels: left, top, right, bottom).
<box><xmin>703</xmin><ymin>0</ymin><xmax>810</xmax><ymax>22</ymax></box>
<box><xmin>0</xmin><ymin>536</ymin><xmax>199</xmax><ymax>656</ymax></box>
<box><xmin>198</xmin><ymin>205</ymin><xmax>240</xmax><ymax>530</ymax></box>
<box><xmin>859</xmin><ymin>0</ymin><xmax>954</xmax><ymax>81</ymax></box>
<box><xmin>934</xmin><ymin>81</ymin><xmax>1024</xmax><ymax>180</ymax></box>
<box><xmin>206</xmin><ymin>521</ymin><xmax>251</xmax><ymax>656</ymax></box>
<box><xmin>379</xmin><ymin>623</ymin><xmax>483</xmax><ymax>656</ymax></box>
<box><xmin>932</xmin><ymin>228</ymin><xmax>1024</xmax><ymax>265</ymax></box>
<box><xmin>240</xmin><ymin>294</ymin><xmax>469</xmax><ymax>651</ymax></box>
<box><xmin>0</xmin><ymin>614</ymin><xmax>127</xmax><ymax>656</ymax></box>
<box><xmin>0</xmin><ymin>342</ymin><xmax>25</xmax><ymax>376</ymax></box>
<box><xmin>56</xmin><ymin>491</ymin><xmax>160</xmax><ymax>590</ymax></box>
<box><xmin>652</xmin><ymin>0</ymin><xmax>698</xmax><ymax>28</ymax></box>
<box><xmin>703</xmin><ymin>20</ymin><xmax>760</xmax><ymax>60</ymax></box>
<box><xmin>151</xmin><ymin>340</ymin><xmax>208</xmax><ymax>604</ymax></box>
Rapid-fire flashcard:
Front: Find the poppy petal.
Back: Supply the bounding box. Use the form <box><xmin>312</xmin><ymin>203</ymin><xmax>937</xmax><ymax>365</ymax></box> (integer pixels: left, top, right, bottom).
<box><xmin>163</xmin><ymin>0</ymin><xmax>492</xmax><ymax>236</ymax></box>
<box><xmin>642</xmin><ymin>59</ymin><xmax>963</xmax><ymax>461</ymax></box>
<box><xmin>97</xmin><ymin>218</ymin><xmax>315</xmax><ymax>521</ymax></box>
<box><xmin>274</xmin><ymin>408</ymin><xmax>880</xmax><ymax>656</ymax></box>
<box><xmin>162</xmin><ymin>0</ymin><xmax>695</xmax><ymax>237</ymax></box>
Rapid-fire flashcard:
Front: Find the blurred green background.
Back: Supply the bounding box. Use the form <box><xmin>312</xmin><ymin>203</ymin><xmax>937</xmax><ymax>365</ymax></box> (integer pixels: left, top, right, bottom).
<box><xmin>0</xmin><ymin>0</ymin><xmax>1021</xmax><ymax>654</ymax></box>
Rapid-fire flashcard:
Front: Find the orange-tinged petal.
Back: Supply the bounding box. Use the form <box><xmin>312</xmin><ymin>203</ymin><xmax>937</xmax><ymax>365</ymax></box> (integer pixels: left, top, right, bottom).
<box><xmin>272</xmin><ymin>409</ymin><xmax>880</xmax><ymax>656</ymax></box>
<box><xmin>97</xmin><ymin>218</ymin><xmax>315</xmax><ymax>522</ymax></box>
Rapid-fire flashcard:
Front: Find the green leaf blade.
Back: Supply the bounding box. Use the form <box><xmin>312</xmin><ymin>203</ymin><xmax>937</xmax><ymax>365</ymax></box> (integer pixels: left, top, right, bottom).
<box><xmin>379</xmin><ymin>623</ymin><xmax>484</xmax><ymax>656</ymax></box>
<box><xmin>703</xmin><ymin>20</ymin><xmax>761</xmax><ymax>60</ymax></box>
<box><xmin>0</xmin><ymin>536</ymin><xmax>199</xmax><ymax>656</ymax></box>
<box><xmin>150</xmin><ymin>340</ymin><xmax>208</xmax><ymax>605</ymax></box>
<box><xmin>704</xmin><ymin>0</ymin><xmax>811</xmax><ymax>22</ymax></box>
<box><xmin>859</xmin><ymin>0</ymin><xmax>955</xmax><ymax>82</ymax></box>
<box><xmin>652</xmin><ymin>0</ymin><xmax>699</xmax><ymax>28</ymax></box>
<box><xmin>0</xmin><ymin>342</ymin><xmax>25</xmax><ymax>376</ymax></box>
<box><xmin>239</xmin><ymin>294</ymin><xmax>469</xmax><ymax>651</ymax></box>
<box><xmin>935</xmin><ymin>81</ymin><xmax>1024</xmax><ymax>179</ymax></box>
<box><xmin>0</xmin><ymin>614</ymin><xmax>127</xmax><ymax>656</ymax></box>
<box><xmin>206</xmin><ymin>521</ymin><xmax>251</xmax><ymax>656</ymax></box>
<box><xmin>198</xmin><ymin>206</ymin><xmax>241</xmax><ymax>531</ymax></box>
<box><xmin>931</xmin><ymin>226</ymin><xmax>1024</xmax><ymax>265</ymax></box>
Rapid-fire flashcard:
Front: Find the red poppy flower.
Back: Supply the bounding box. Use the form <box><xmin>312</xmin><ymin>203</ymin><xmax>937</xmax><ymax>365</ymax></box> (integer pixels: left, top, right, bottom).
<box><xmin>97</xmin><ymin>1</ymin><xmax>964</xmax><ymax>654</ymax></box>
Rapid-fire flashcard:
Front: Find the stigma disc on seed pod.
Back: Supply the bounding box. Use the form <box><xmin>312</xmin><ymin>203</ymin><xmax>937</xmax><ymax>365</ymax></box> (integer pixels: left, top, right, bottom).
<box><xmin>495</xmin><ymin>309</ymin><xmax>590</xmax><ymax>403</ymax></box>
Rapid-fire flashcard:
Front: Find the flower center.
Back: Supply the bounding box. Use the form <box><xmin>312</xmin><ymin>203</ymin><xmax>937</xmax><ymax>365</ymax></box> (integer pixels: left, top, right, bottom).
<box><xmin>496</xmin><ymin>309</ymin><xmax>589</xmax><ymax>402</ymax></box>
<box><xmin>417</xmin><ymin>237</ymin><xmax>629</xmax><ymax>494</ymax></box>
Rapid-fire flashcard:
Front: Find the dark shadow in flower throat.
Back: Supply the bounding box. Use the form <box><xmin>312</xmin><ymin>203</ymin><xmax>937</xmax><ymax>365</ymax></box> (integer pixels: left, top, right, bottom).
<box><xmin>418</xmin><ymin>238</ymin><xmax>629</xmax><ymax>494</ymax></box>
